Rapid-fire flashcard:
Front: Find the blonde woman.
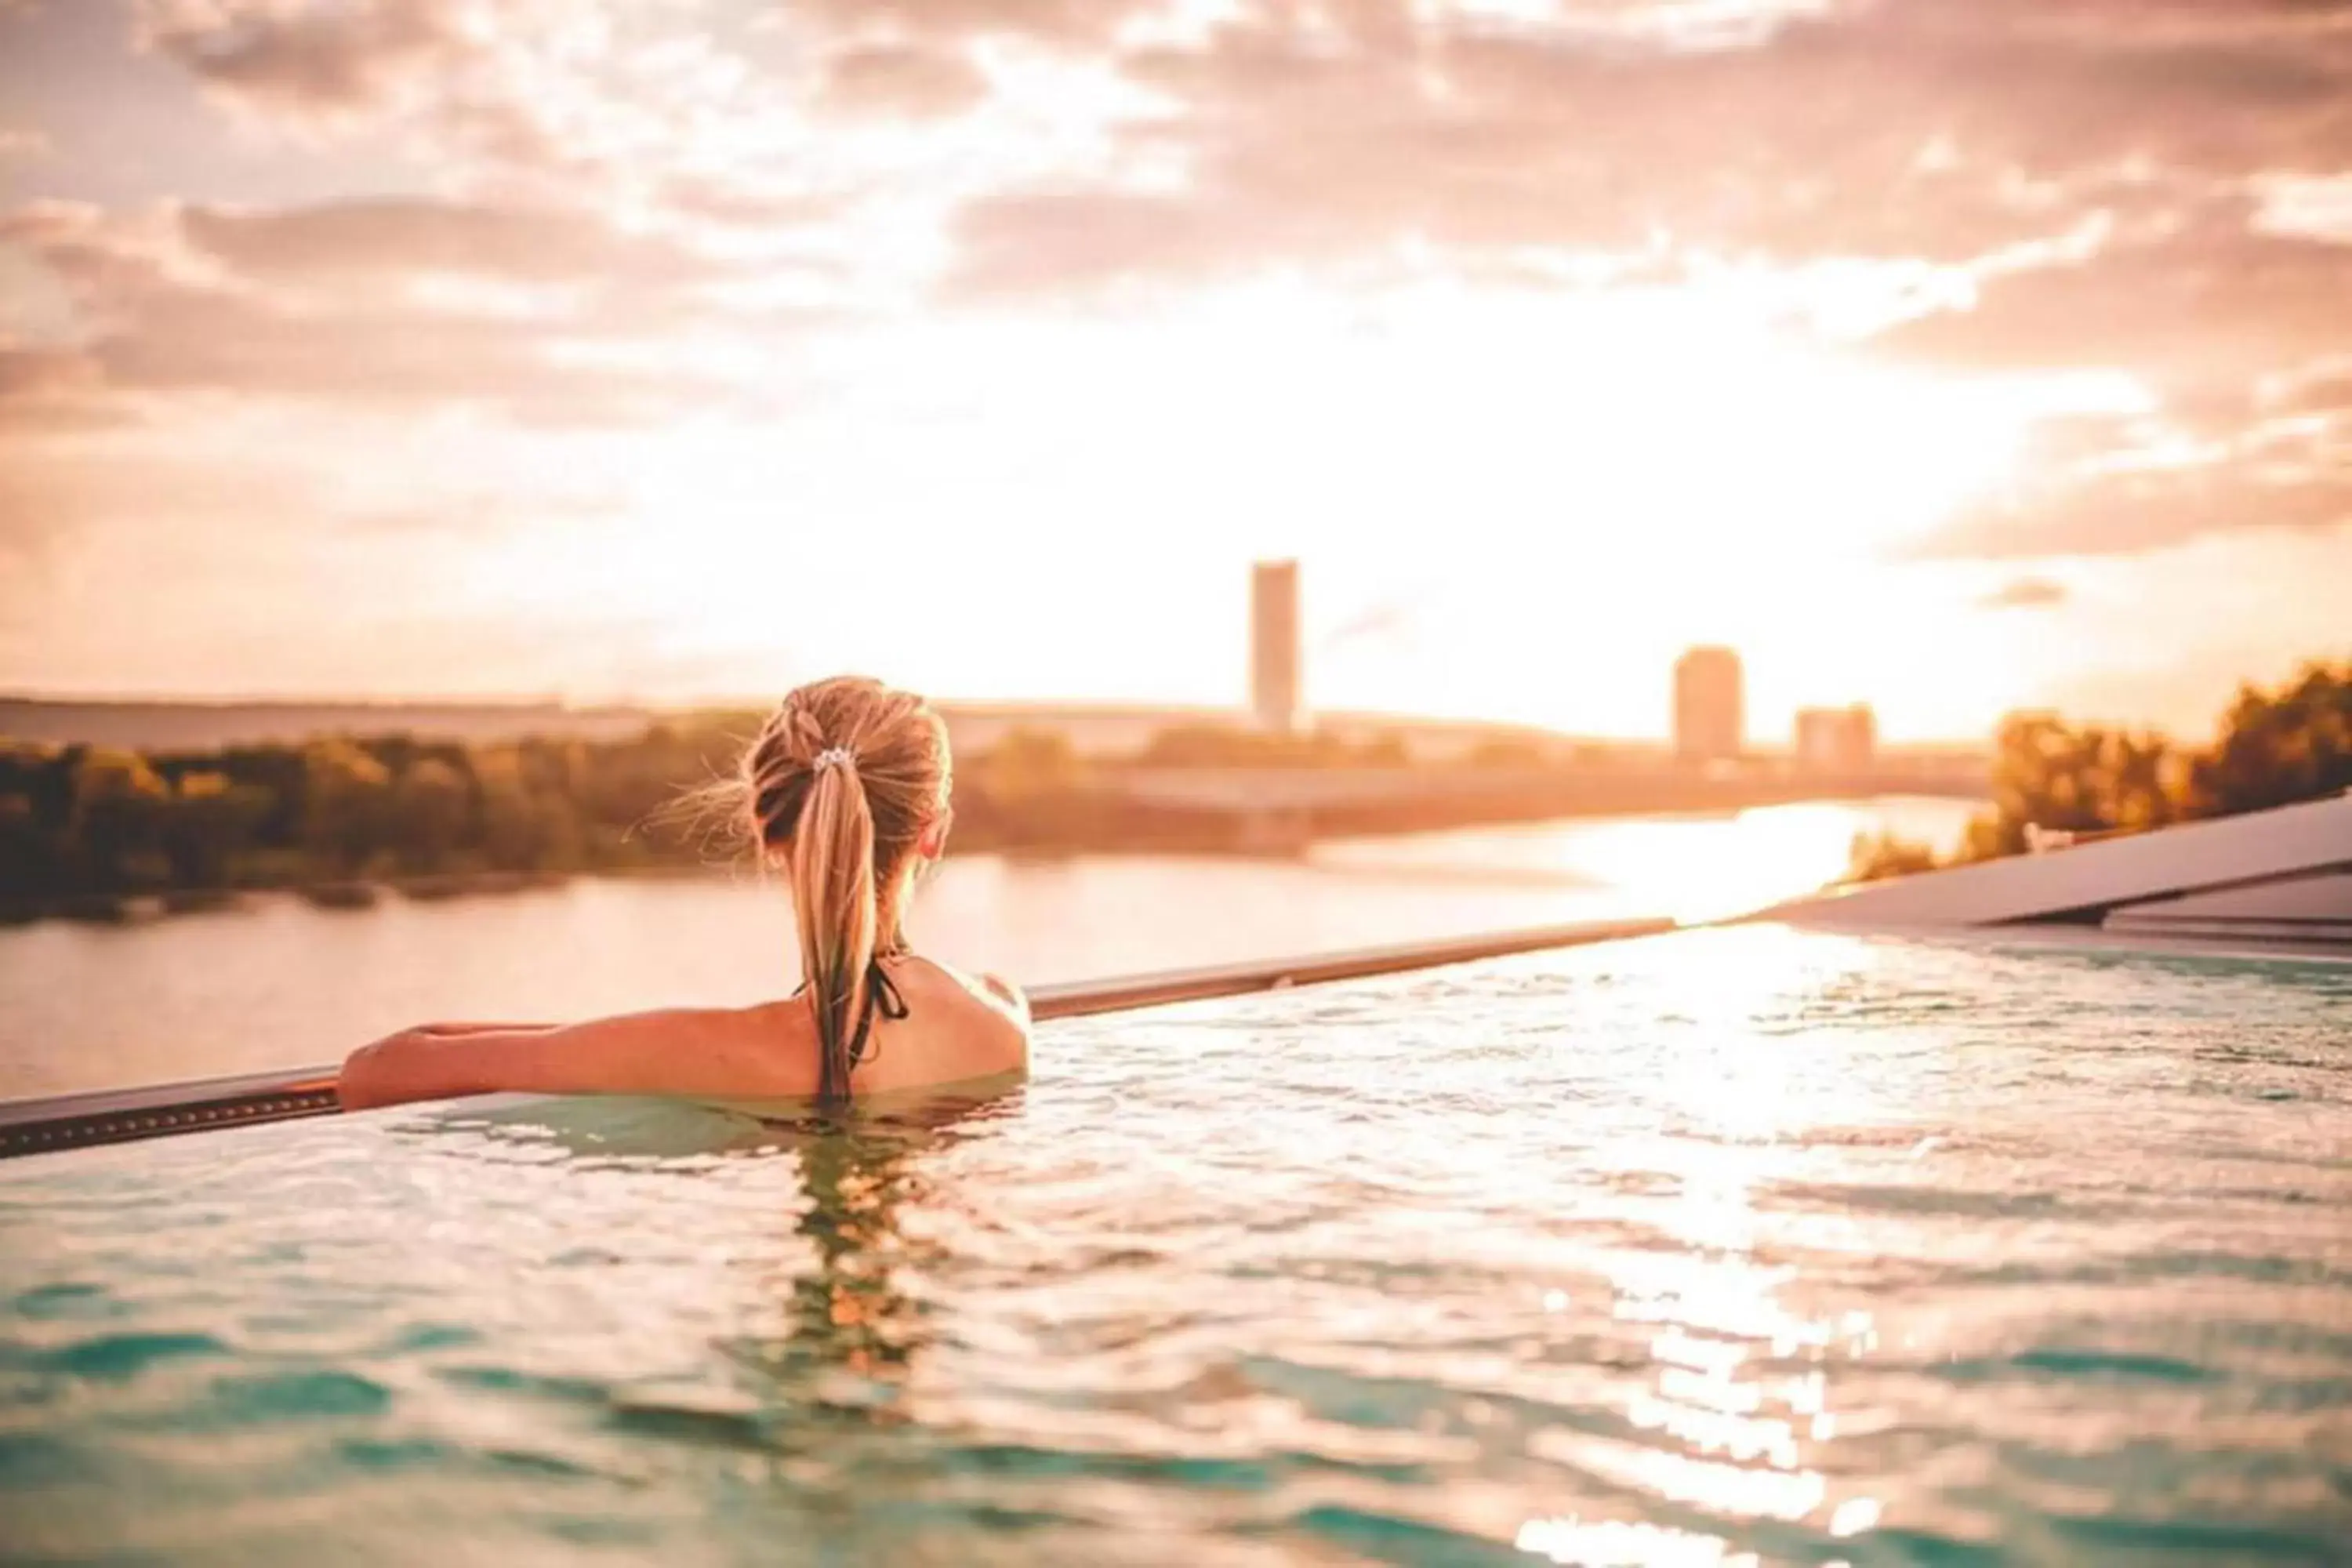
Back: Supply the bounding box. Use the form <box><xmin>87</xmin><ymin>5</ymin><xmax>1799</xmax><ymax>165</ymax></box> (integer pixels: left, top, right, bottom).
<box><xmin>339</xmin><ymin>677</ymin><xmax>1029</xmax><ymax>1109</ymax></box>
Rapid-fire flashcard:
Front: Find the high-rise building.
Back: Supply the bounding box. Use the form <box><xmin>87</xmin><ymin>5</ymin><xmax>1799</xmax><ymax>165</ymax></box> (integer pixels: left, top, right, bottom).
<box><xmin>1794</xmin><ymin>704</ymin><xmax>1877</xmax><ymax>775</ymax></box>
<box><xmin>1250</xmin><ymin>559</ymin><xmax>1302</xmax><ymax>734</ymax></box>
<box><xmin>1673</xmin><ymin>646</ymin><xmax>1744</xmax><ymax>764</ymax></box>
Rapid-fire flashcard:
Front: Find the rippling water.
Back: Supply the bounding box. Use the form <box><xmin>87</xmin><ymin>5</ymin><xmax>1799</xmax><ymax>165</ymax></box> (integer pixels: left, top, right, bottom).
<box><xmin>3</xmin><ymin>925</ymin><xmax>2347</xmax><ymax>1565</ymax></box>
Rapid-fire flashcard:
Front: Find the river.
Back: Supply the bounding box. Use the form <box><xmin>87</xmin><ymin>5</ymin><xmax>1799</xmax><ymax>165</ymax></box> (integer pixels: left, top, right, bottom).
<box><xmin>0</xmin><ymin>797</ymin><xmax>1975</xmax><ymax>1099</ymax></box>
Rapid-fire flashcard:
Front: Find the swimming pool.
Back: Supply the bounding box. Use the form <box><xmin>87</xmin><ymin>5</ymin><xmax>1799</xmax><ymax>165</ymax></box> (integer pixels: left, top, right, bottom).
<box><xmin>3</xmin><ymin>924</ymin><xmax>2347</xmax><ymax>1565</ymax></box>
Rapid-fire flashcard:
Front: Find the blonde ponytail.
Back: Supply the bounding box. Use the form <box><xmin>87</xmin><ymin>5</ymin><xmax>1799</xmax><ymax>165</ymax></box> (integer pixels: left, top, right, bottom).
<box><xmin>792</xmin><ymin>753</ymin><xmax>880</xmax><ymax>1100</ymax></box>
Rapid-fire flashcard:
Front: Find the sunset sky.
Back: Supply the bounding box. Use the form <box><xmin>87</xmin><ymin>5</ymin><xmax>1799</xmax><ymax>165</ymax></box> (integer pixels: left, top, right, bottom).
<box><xmin>1</xmin><ymin>0</ymin><xmax>2347</xmax><ymax>741</ymax></box>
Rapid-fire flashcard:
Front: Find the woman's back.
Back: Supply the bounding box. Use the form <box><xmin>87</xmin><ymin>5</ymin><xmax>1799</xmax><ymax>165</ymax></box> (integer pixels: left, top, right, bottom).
<box><xmin>787</xmin><ymin>954</ymin><xmax>1029</xmax><ymax>1096</ymax></box>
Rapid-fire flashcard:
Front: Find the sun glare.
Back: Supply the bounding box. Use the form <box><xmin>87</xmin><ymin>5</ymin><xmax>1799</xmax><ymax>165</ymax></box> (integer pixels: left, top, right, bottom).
<box><xmin>459</xmin><ymin>265</ymin><xmax>2096</xmax><ymax>728</ymax></box>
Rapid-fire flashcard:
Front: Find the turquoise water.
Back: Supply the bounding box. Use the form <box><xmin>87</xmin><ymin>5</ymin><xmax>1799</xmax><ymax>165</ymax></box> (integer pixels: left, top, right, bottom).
<box><xmin>2</xmin><ymin>926</ymin><xmax>2347</xmax><ymax>1566</ymax></box>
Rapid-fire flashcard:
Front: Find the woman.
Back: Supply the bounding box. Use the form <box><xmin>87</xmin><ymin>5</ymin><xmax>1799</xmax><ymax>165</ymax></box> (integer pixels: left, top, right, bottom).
<box><xmin>338</xmin><ymin>677</ymin><xmax>1030</xmax><ymax>1111</ymax></box>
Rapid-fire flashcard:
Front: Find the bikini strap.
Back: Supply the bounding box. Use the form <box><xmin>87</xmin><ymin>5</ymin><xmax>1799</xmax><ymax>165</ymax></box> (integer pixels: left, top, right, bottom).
<box><xmin>842</xmin><ymin>956</ymin><xmax>909</xmax><ymax>1073</ymax></box>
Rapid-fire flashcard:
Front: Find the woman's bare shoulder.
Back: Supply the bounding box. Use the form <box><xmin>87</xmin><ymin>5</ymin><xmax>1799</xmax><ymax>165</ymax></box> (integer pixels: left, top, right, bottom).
<box><xmin>900</xmin><ymin>959</ymin><xmax>1030</xmax><ymax>1066</ymax></box>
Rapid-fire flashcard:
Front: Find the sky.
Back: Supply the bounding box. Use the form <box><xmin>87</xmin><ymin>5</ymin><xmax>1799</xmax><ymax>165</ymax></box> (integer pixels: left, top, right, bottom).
<box><xmin>0</xmin><ymin>0</ymin><xmax>2347</xmax><ymax>742</ymax></box>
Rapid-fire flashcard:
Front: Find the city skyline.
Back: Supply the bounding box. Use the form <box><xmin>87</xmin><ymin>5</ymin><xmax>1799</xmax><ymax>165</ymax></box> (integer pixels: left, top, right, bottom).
<box><xmin>3</xmin><ymin>2</ymin><xmax>2348</xmax><ymax>742</ymax></box>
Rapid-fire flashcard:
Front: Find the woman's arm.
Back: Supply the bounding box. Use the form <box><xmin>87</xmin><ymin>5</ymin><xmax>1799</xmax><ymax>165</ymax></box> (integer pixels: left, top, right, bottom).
<box><xmin>337</xmin><ymin>1003</ymin><xmax>808</xmax><ymax>1112</ymax></box>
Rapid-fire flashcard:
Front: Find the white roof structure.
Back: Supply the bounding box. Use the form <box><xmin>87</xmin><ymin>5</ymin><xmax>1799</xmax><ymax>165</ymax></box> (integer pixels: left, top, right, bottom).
<box><xmin>1767</xmin><ymin>793</ymin><xmax>2352</xmax><ymax>951</ymax></box>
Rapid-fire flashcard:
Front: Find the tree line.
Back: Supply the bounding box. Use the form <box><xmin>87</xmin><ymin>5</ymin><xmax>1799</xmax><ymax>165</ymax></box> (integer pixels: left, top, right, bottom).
<box><xmin>0</xmin><ymin>714</ymin><xmax>1454</xmax><ymax>918</ymax></box>
<box><xmin>9</xmin><ymin>660</ymin><xmax>2337</xmax><ymax>916</ymax></box>
<box><xmin>1848</xmin><ymin>658</ymin><xmax>2350</xmax><ymax>883</ymax></box>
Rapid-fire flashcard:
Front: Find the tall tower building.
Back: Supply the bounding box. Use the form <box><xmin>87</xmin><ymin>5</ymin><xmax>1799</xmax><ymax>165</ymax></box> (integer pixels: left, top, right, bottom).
<box><xmin>1250</xmin><ymin>559</ymin><xmax>1302</xmax><ymax>734</ymax></box>
<box><xmin>1673</xmin><ymin>646</ymin><xmax>1744</xmax><ymax>764</ymax></box>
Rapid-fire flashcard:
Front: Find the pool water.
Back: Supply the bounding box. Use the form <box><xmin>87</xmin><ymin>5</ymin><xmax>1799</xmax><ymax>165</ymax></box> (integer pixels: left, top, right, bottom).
<box><xmin>2</xmin><ymin>926</ymin><xmax>2347</xmax><ymax>1566</ymax></box>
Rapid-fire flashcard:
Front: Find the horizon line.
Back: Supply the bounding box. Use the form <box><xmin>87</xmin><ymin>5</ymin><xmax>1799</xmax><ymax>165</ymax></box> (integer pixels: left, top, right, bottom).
<box><xmin>0</xmin><ymin>688</ymin><xmax>2002</xmax><ymax>751</ymax></box>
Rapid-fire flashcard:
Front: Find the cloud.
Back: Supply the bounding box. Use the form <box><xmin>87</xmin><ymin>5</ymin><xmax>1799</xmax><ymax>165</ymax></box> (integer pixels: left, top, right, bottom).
<box><xmin>1979</xmin><ymin>575</ymin><xmax>2068</xmax><ymax>609</ymax></box>
<box><xmin>136</xmin><ymin>0</ymin><xmax>482</xmax><ymax>128</ymax></box>
<box><xmin>1875</xmin><ymin>201</ymin><xmax>2352</xmax><ymax>392</ymax></box>
<box><xmin>0</xmin><ymin>347</ymin><xmax>125</xmax><ymax>431</ymax></box>
<box><xmin>132</xmin><ymin>0</ymin><xmax>722</xmax><ymax>201</ymax></box>
<box><xmin>1911</xmin><ymin>343</ymin><xmax>2352</xmax><ymax>561</ymax></box>
<box><xmin>2267</xmin><ymin>361</ymin><xmax>2352</xmax><ymax>418</ymax></box>
<box><xmin>941</xmin><ymin>0</ymin><xmax>2352</xmax><ymax>299</ymax></box>
<box><xmin>1921</xmin><ymin>419</ymin><xmax>2352</xmax><ymax>561</ymax></box>
<box><xmin>816</xmin><ymin>44</ymin><xmax>991</xmax><ymax>119</ymax></box>
<box><xmin>94</xmin><ymin>290</ymin><xmax>717</xmax><ymax>425</ymax></box>
<box><xmin>654</xmin><ymin>175</ymin><xmax>848</xmax><ymax>234</ymax></box>
<box><xmin>56</xmin><ymin>0</ymin><xmax>2352</xmax><ymax>575</ymax></box>
<box><xmin>0</xmin><ymin>200</ymin><xmax>753</xmax><ymax>430</ymax></box>
<box><xmin>125</xmin><ymin>0</ymin><xmax>873</xmax><ymax>271</ymax></box>
<box><xmin>953</xmin><ymin>191</ymin><xmax>1261</xmax><ymax>299</ymax></box>
<box><xmin>124</xmin><ymin>2</ymin><xmax>2352</xmax><ymax>302</ymax></box>
<box><xmin>787</xmin><ymin>0</ymin><xmax>1145</xmax><ymax>47</ymax></box>
<box><xmin>179</xmin><ymin>198</ymin><xmax>713</xmax><ymax>289</ymax></box>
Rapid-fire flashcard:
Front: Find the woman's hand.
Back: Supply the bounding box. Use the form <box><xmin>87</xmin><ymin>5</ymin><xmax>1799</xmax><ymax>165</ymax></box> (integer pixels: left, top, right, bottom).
<box><xmin>336</xmin><ymin>1027</ymin><xmax>423</xmax><ymax>1111</ymax></box>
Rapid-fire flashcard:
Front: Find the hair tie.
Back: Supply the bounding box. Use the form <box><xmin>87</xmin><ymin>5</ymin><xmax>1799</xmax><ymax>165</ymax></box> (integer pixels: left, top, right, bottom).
<box><xmin>812</xmin><ymin>746</ymin><xmax>857</xmax><ymax>772</ymax></box>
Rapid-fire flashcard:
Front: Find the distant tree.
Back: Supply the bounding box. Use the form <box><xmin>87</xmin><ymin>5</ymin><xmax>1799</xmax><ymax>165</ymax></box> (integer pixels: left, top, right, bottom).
<box><xmin>14</xmin><ymin>655</ymin><xmax>2332</xmax><ymax>913</ymax></box>
<box><xmin>1842</xmin><ymin>660</ymin><xmax>2347</xmax><ymax>886</ymax></box>
<box><xmin>2188</xmin><ymin>659</ymin><xmax>2352</xmax><ymax>816</ymax></box>
<box><xmin>1845</xmin><ymin>829</ymin><xmax>1943</xmax><ymax>884</ymax></box>
<box><xmin>1977</xmin><ymin>713</ymin><xmax>2183</xmax><ymax>854</ymax></box>
<box><xmin>211</xmin><ymin>744</ymin><xmax>309</xmax><ymax>847</ymax></box>
<box><xmin>474</xmin><ymin>746</ymin><xmax>575</xmax><ymax>869</ymax></box>
<box><xmin>360</xmin><ymin>733</ymin><xmax>430</xmax><ymax>779</ymax></box>
<box><xmin>302</xmin><ymin>739</ymin><xmax>394</xmax><ymax>875</ymax></box>
<box><xmin>0</xmin><ymin>794</ymin><xmax>45</xmax><ymax>898</ymax></box>
<box><xmin>517</xmin><ymin>735</ymin><xmax>586</xmax><ymax>800</ymax></box>
<box><xmin>0</xmin><ymin>740</ymin><xmax>68</xmax><ymax>822</ymax></box>
<box><xmin>159</xmin><ymin>771</ymin><xmax>273</xmax><ymax>887</ymax></box>
<box><xmin>68</xmin><ymin>747</ymin><xmax>175</xmax><ymax>888</ymax></box>
<box><xmin>389</xmin><ymin>757</ymin><xmax>471</xmax><ymax>871</ymax></box>
<box><xmin>0</xmin><ymin>742</ymin><xmax>71</xmax><ymax>895</ymax></box>
<box><xmin>580</xmin><ymin>726</ymin><xmax>729</xmax><ymax>849</ymax></box>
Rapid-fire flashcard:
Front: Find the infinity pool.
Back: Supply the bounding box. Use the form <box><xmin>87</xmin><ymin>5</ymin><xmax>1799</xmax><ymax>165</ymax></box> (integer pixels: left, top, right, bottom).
<box><xmin>3</xmin><ymin>926</ymin><xmax>2347</xmax><ymax>1565</ymax></box>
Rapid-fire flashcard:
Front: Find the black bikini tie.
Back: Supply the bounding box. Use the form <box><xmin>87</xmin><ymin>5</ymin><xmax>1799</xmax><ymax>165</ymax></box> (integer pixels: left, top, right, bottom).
<box><xmin>843</xmin><ymin>958</ymin><xmax>909</xmax><ymax>1073</ymax></box>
